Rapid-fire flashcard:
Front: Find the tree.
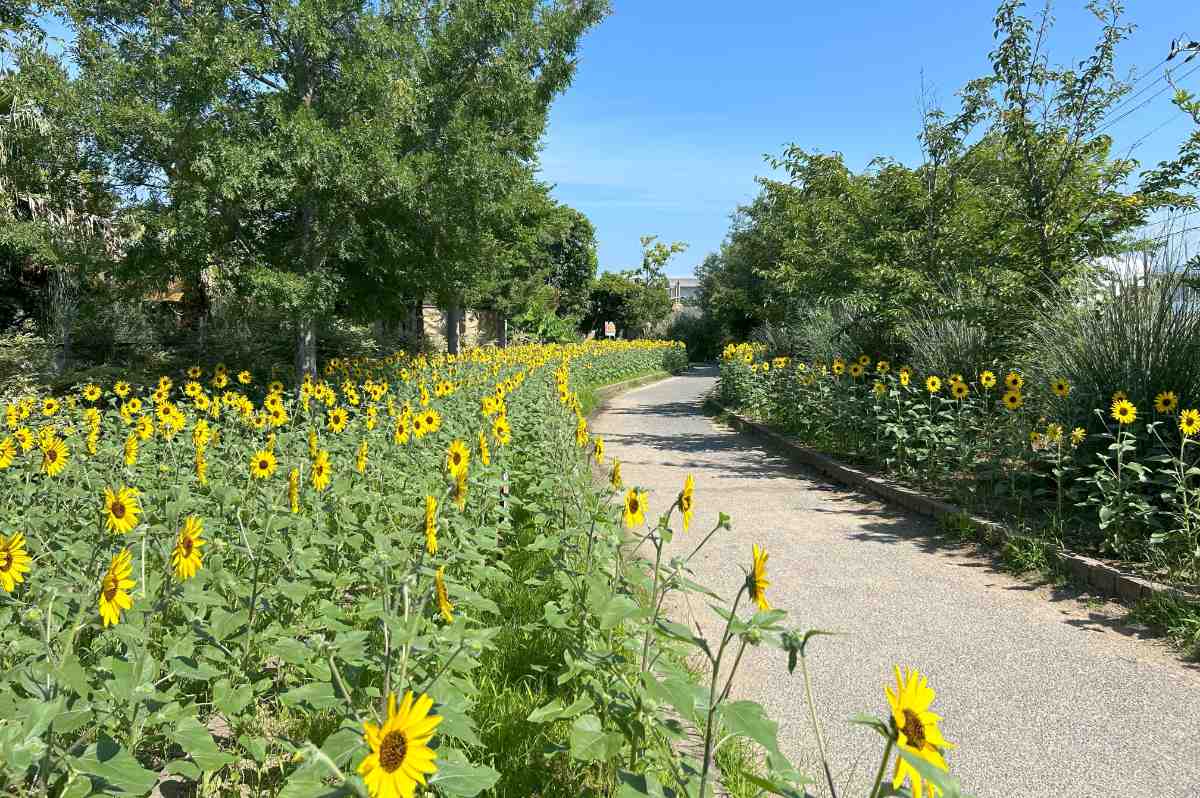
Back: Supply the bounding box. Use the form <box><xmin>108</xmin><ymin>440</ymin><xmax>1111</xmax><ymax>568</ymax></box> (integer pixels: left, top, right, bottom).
<box><xmin>63</xmin><ymin>0</ymin><xmax>607</xmax><ymax>373</ymax></box>
<box><xmin>1</xmin><ymin>36</ymin><xmax>121</xmax><ymax>370</ymax></box>
<box><xmin>584</xmin><ymin>235</ymin><xmax>683</xmax><ymax>338</ymax></box>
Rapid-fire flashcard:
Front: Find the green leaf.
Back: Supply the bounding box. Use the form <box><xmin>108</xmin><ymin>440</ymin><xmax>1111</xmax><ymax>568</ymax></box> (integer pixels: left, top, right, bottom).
<box><xmin>598</xmin><ymin>594</ymin><xmax>642</xmax><ymax>630</ymax></box>
<box><xmin>717</xmin><ymin>700</ymin><xmax>781</xmax><ymax>756</ymax></box>
<box><xmin>280</xmin><ymin>681</ymin><xmax>339</xmax><ymax>711</ymax></box>
<box><xmin>429</xmin><ymin>755</ymin><xmax>501</xmax><ymax>796</ymax></box>
<box><xmin>72</xmin><ymin>733</ymin><xmax>159</xmax><ymax>795</ymax></box>
<box><xmin>615</xmin><ymin>770</ymin><xmax>666</xmax><ymax>798</ymax></box>
<box><xmin>213</xmin><ymin>679</ymin><xmax>254</xmax><ymax>717</ymax></box>
<box><xmin>568</xmin><ymin>714</ymin><xmax>622</xmax><ymax>762</ymax></box>
<box><xmin>173</xmin><ymin>716</ymin><xmax>237</xmax><ymax>771</ymax></box>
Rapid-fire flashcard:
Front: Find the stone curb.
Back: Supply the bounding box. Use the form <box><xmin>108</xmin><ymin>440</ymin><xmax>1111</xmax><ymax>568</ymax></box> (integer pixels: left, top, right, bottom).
<box><xmin>710</xmin><ymin>399</ymin><xmax>1195</xmax><ymax>606</ymax></box>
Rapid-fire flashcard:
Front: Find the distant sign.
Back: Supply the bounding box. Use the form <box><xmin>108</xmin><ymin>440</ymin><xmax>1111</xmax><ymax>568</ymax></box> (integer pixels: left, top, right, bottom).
<box><xmin>604</xmin><ymin>321</ymin><xmax>616</xmax><ymax>338</ymax></box>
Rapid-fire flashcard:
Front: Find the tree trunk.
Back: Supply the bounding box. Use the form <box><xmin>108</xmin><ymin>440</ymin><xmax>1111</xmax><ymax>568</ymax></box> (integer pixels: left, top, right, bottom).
<box><xmin>497</xmin><ymin>313</ymin><xmax>507</xmax><ymax>347</ymax></box>
<box><xmin>295</xmin><ymin>316</ymin><xmax>317</xmax><ymax>381</ymax></box>
<box><xmin>445</xmin><ymin>303</ymin><xmax>460</xmax><ymax>354</ymax></box>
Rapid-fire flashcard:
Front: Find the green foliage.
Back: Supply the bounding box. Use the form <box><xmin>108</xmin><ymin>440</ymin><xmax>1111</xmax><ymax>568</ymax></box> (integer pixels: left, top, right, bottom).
<box><xmin>585</xmin><ymin>236</ymin><xmax>685</xmax><ymax>339</ymax></box>
<box><xmin>718</xmin><ymin>344</ymin><xmax>1200</xmax><ymax>579</ymax></box>
<box><xmin>699</xmin><ymin>1</ymin><xmax>1157</xmax><ymax>362</ymax></box>
<box><xmin>1030</xmin><ymin>257</ymin><xmax>1200</xmax><ymax>423</ymax></box>
<box><xmin>1129</xmin><ymin>592</ymin><xmax>1200</xmax><ymax>658</ymax></box>
<box><xmin>46</xmin><ymin>0</ymin><xmax>607</xmax><ymax>374</ymax></box>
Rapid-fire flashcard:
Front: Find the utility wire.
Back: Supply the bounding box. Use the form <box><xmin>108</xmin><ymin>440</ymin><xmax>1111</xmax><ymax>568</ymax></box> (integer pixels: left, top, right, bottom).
<box><xmin>1096</xmin><ymin>61</ymin><xmax>1200</xmax><ymax>135</ymax></box>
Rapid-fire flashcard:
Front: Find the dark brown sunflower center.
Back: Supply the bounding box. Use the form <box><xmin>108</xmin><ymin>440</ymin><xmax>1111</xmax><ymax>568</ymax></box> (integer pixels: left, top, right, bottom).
<box><xmin>680</xmin><ymin>495</ymin><xmax>691</xmax><ymax>512</ymax></box>
<box><xmin>452</xmin><ymin>453</ymin><xmax>461</xmax><ymax>465</ymax></box>
<box><xmin>259</xmin><ymin>459</ymin><xmax>269</xmax><ymax>470</ymax></box>
<box><xmin>103</xmin><ymin>579</ymin><xmax>118</xmax><ymax>602</ymax></box>
<box><xmin>111</xmin><ymin>501</ymin><xmax>126</xmax><ymax>519</ymax></box>
<box><xmin>181</xmin><ymin>537</ymin><xmax>193</xmax><ymax>555</ymax></box>
<box><xmin>0</xmin><ymin>551</ymin><xmax>12</xmax><ymax>571</ymax></box>
<box><xmin>628</xmin><ymin>498</ymin><xmax>639</xmax><ymax>514</ymax></box>
<box><xmin>379</xmin><ymin>730</ymin><xmax>408</xmax><ymax>772</ymax></box>
<box><xmin>47</xmin><ymin>450</ymin><xmax>58</xmax><ymax>462</ymax></box>
<box><xmin>901</xmin><ymin>709</ymin><xmax>926</xmax><ymax>750</ymax></box>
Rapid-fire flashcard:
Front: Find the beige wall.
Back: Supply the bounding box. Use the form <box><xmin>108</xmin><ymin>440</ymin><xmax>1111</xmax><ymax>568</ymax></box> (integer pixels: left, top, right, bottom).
<box><xmin>417</xmin><ymin>306</ymin><xmax>503</xmax><ymax>351</ymax></box>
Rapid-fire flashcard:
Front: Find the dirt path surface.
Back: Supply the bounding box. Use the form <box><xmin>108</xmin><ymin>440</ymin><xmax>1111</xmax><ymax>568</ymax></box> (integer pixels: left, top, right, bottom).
<box><xmin>591</xmin><ymin>366</ymin><xmax>1200</xmax><ymax>798</ymax></box>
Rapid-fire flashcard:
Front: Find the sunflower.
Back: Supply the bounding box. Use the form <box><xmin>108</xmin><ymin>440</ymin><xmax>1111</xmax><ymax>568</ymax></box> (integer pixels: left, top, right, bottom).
<box><xmin>1051</xmin><ymin>379</ymin><xmax>1070</xmax><ymax>398</ymax></box>
<box><xmin>848</xmin><ymin>362</ymin><xmax>865</xmax><ymax>378</ymax></box>
<box><xmin>886</xmin><ymin>666</ymin><xmax>954</xmax><ymax>798</ymax></box>
<box><xmin>1154</xmin><ymin>391</ymin><xmax>1179</xmax><ymax>414</ymax></box>
<box><xmin>423</xmin><ymin>409</ymin><xmax>442</xmax><ymax>434</ymax></box>
<box><xmin>104</xmin><ymin>486</ymin><xmax>142</xmax><ymax>534</ymax></box>
<box><xmin>925</xmin><ymin>376</ymin><xmax>941</xmax><ymax>394</ymax></box>
<box><xmin>1045</xmin><ymin>423</ymin><xmax>1063</xmax><ymax>442</ymax></box>
<box><xmin>593</xmin><ymin>436</ymin><xmax>604</xmax><ymax>465</ymax></box>
<box><xmin>446</xmin><ymin>440</ymin><xmax>470</xmax><ymax>479</ymax></box>
<box><xmin>1004</xmin><ymin>371</ymin><xmax>1023</xmax><ymax>390</ymax></box>
<box><xmin>899</xmin><ymin>371</ymin><xmax>910</xmax><ymax>387</ymax></box>
<box><xmin>1001</xmin><ymin>390</ymin><xmax>1023</xmax><ymax>411</ymax></box>
<box><xmin>328</xmin><ymin>407</ymin><xmax>349</xmax><ymax>433</ymax></box>
<box><xmin>98</xmin><ymin>549</ymin><xmax>135</xmax><ymax>627</ymax></box>
<box><xmin>212</xmin><ymin>373</ymin><xmax>229</xmax><ymax>389</ymax></box>
<box><xmin>435</xmin><ymin>567</ymin><xmax>454</xmax><ymax>623</ymax></box>
<box><xmin>113</xmin><ymin>380</ymin><xmax>131</xmax><ymax>398</ymax></box>
<box><xmin>41</xmin><ymin>436</ymin><xmax>69</xmax><ymax>477</ymax></box>
<box><xmin>425</xmin><ymin>495</ymin><xmax>438</xmax><ymax>555</ymax></box>
<box><xmin>1111</xmin><ymin>399</ymin><xmax>1137</xmax><ymax>425</ymax></box>
<box><xmin>289</xmin><ymin>467</ymin><xmax>301</xmax><ymax>512</ymax></box>
<box><xmin>679</xmin><ymin>474</ymin><xmax>695</xmax><ymax>532</ymax></box>
<box><xmin>136</xmin><ymin>415</ymin><xmax>154</xmax><ymax>441</ymax></box>
<box><xmin>83</xmin><ymin>383</ymin><xmax>102</xmax><ymax>402</ymax></box>
<box><xmin>748</xmin><ymin>544</ymin><xmax>770</xmax><ymax>611</ymax></box>
<box><xmin>876</xmin><ymin>360</ymin><xmax>890</xmax><ymax>374</ymax></box>
<box><xmin>873</xmin><ymin>381</ymin><xmax>887</xmax><ymax>397</ymax></box>
<box><xmin>1112</xmin><ymin>390</ymin><xmax>1128</xmax><ymax>403</ymax></box>
<box><xmin>979</xmin><ymin>370</ymin><xmax>996</xmax><ymax>389</ymax></box>
<box><xmin>171</xmin><ymin>516</ymin><xmax>205</xmax><ymax>580</ymax></box>
<box><xmin>1070</xmin><ymin>427</ymin><xmax>1086</xmax><ymax>445</ymax></box>
<box><xmin>0</xmin><ymin>436</ymin><xmax>14</xmax><ymax>469</ymax></box>
<box><xmin>238</xmin><ymin>370</ymin><xmax>252</xmax><ymax>385</ymax></box>
<box><xmin>610</xmin><ymin>460</ymin><xmax>623</xmax><ymax>490</ymax></box>
<box><xmin>623</xmin><ymin>489</ymin><xmax>647</xmax><ymax>529</ymax></box>
<box><xmin>187</xmin><ymin>365</ymin><xmax>203</xmax><ymax>379</ymax></box>
<box><xmin>950</xmin><ymin>381</ymin><xmax>968</xmax><ymax>400</ymax></box>
<box><xmin>311</xmin><ymin>450</ymin><xmax>332</xmax><ymax>491</ymax></box>
<box><xmin>250</xmin><ymin>449</ymin><xmax>277</xmax><ymax>479</ymax></box>
<box><xmin>858</xmin><ymin>354</ymin><xmax>871</xmax><ymax>366</ymax></box>
<box><xmin>394</xmin><ymin>416</ymin><xmax>411</xmax><ymax>445</ymax></box>
<box><xmin>478</xmin><ymin>430</ymin><xmax>491</xmax><ymax>466</ymax></box>
<box><xmin>42</xmin><ymin>397</ymin><xmax>60</xmax><ymax>416</ymax></box>
<box><xmin>0</xmin><ymin>531</ymin><xmax>32</xmax><ymax>593</ymax></box>
<box><xmin>453</xmin><ymin>471</ymin><xmax>468</xmax><ymax>511</ymax></box>
<box><xmin>491</xmin><ymin>415</ymin><xmax>511</xmax><ymax>446</ymax></box>
<box><xmin>1179</xmin><ymin>409</ymin><xmax>1200</xmax><ymax>437</ymax></box>
<box><xmin>357</xmin><ymin>691</ymin><xmax>441</xmax><ymax>798</ymax></box>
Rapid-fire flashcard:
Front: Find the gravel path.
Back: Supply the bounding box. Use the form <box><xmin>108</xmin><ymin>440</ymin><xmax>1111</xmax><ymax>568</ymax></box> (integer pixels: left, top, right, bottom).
<box><xmin>591</xmin><ymin>366</ymin><xmax>1200</xmax><ymax>798</ymax></box>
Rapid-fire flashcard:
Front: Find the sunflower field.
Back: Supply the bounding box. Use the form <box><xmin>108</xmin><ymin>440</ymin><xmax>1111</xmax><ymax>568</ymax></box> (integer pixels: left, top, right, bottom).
<box><xmin>0</xmin><ymin>340</ymin><xmax>685</xmax><ymax>796</ymax></box>
<box><xmin>718</xmin><ymin>343</ymin><xmax>1200</xmax><ymax>582</ymax></box>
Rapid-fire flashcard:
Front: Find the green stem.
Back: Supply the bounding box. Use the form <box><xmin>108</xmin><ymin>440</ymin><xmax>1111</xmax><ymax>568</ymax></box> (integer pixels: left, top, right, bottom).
<box><xmin>869</xmin><ymin>738</ymin><xmax>895</xmax><ymax>798</ymax></box>
<box><xmin>800</xmin><ymin>653</ymin><xmax>838</xmax><ymax>798</ymax></box>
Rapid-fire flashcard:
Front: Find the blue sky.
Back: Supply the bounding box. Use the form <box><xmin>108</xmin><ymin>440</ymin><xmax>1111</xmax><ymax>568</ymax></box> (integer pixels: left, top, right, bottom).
<box><xmin>537</xmin><ymin>1</ymin><xmax>1196</xmax><ymax>276</ymax></box>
